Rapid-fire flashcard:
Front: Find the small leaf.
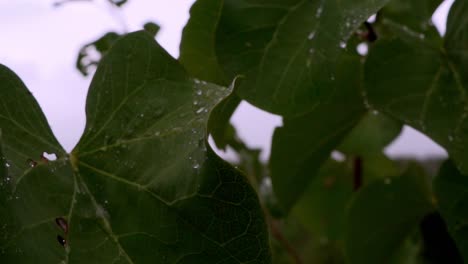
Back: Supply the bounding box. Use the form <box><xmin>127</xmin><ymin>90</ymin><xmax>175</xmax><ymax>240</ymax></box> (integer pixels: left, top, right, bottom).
<box><xmin>434</xmin><ymin>161</ymin><xmax>468</xmax><ymax>262</ymax></box>
<box><xmin>345</xmin><ymin>164</ymin><xmax>434</xmax><ymax>264</ymax></box>
<box><xmin>76</xmin><ymin>32</ymin><xmax>120</xmax><ymax>76</ymax></box>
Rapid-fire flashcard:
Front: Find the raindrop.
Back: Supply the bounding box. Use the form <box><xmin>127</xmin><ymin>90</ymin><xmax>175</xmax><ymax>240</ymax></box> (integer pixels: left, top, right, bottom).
<box><xmin>367</xmin><ymin>14</ymin><xmax>377</xmax><ymax>23</ymax></box>
<box><xmin>308</xmin><ymin>31</ymin><xmax>315</xmax><ymax>40</ymax></box>
<box><xmin>309</xmin><ymin>48</ymin><xmax>315</xmax><ymax>54</ymax></box>
<box><xmin>42</xmin><ymin>152</ymin><xmax>57</xmax><ymax>161</ymax></box>
<box><xmin>356</xmin><ymin>42</ymin><xmax>368</xmax><ymax>56</ymax></box>
<box><xmin>196</xmin><ymin>90</ymin><xmax>202</xmax><ymax>96</ymax></box>
<box><xmin>193</xmin><ymin>163</ymin><xmax>200</xmax><ymax>169</ymax></box>
<box><xmin>57</xmin><ymin>235</ymin><xmax>67</xmax><ymax>247</ymax></box>
<box><xmin>5</xmin><ymin>162</ymin><xmax>10</xmax><ymax>168</ymax></box>
<box><xmin>55</xmin><ymin>217</ymin><xmax>68</xmax><ymax>233</ymax></box>
<box><xmin>193</xmin><ymin>100</ymin><xmax>199</xmax><ymax>106</ymax></box>
<box><xmin>448</xmin><ymin>135</ymin><xmax>454</xmax><ymax>142</ymax></box>
<box><xmin>339</xmin><ymin>41</ymin><xmax>347</xmax><ymax>49</ymax></box>
<box><xmin>315</xmin><ymin>6</ymin><xmax>323</xmax><ymax>18</ymax></box>
<box><xmin>418</xmin><ymin>34</ymin><xmax>425</xmax><ymax>40</ymax></box>
<box><xmin>331</xmin><ymin>151</ymin><xmax>345</xmax><ymax>162</ymax></box>
<box><xmin>196</xmin><ymin>107</ymin><xmax>206</xmax><ymax>114</ymax></box>
<box><xmin>194</xmin><ymin>79</ymin><xmax>200</xmax><ymax>84</ymax></box>
<box><xmin>154</xmin><ymin>131</ymin><xmax>161</xmax><ymax>136</ymax></box>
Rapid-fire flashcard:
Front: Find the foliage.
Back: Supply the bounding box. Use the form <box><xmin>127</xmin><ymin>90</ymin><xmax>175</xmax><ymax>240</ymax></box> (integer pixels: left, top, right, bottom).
<box><xmin>1</xmin><ymin>0</ymin><xmax>468</xmax><ymax>263</ymax></box>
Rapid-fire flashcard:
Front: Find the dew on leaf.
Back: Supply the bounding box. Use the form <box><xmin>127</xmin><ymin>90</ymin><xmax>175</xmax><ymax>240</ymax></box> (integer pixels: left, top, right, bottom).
<box><xmin>196</xmin><ymin>107</ymin><xmax>206</xmax><ymax>114</ymax></box>
<box><xmin>316</xmin><ymin>6</ymin><xmax>323</xmax><ymax>18</ymax></box>
<box><xmin>331</xmin><ymin>150</ymin><xmax>345</xmax><ymax>162</ymax></box>
<box><xmin>42</xmin><ymin>152</ymin><xmax>57</xmax><ymax>161</ymax></box>
<box><xmin>367</xmin><ymin>14</ymin><xmax>377</xmax><ymax>23</ymax></box>
<box><xmin>356</xmin><ymin>42</ymin><xmax>368</xmax><ymax>56</ymax></box>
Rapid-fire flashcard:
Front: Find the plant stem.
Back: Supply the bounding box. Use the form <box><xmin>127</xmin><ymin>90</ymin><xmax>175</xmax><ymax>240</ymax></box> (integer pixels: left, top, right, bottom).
<box><xmin>269</xmin><ymin>217</ymin><xmax>303</xmax><ymax>264</ymax></box>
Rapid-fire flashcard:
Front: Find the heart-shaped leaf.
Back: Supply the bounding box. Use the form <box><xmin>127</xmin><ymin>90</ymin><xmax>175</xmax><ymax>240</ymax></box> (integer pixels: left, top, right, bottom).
<box><xmin>0</xmin><ymin>31</ymin><xmax>270</xmax><ymax>263</ymax></box>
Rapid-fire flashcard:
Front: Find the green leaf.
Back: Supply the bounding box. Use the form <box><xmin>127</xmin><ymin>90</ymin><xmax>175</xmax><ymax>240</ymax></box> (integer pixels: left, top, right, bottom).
<box><xmin>365</xmin><ymin>0</ymin><xmax>468</xmax><ymax>175</ymax></box>
<box><xmin>270</xmin><ymin>52</ymin><xmax>366</xmax><ymax>211</ymax></box>
<box><xmin>434</xmin><ymin>161</ymin><xmax>468</xmax><ymax>262</ymax></box>
<box><xmin>212</xmin><ymin>0</ymin><xmax>390</xmax><ymax>115</ymax></box>
<box><xmin>179</xmin><ymin>0</ymin><xmax>227</xmax><ymax>85</ymax></box>
<box><xmin>345</xmin><ymin>164</ymin><xmax>434</xmax><ymax>264</ymax></box>
<box><xmin>1</xmin><ymin>32</ymin><xmax>271</xmax><ymax>263</ymax></box>
<box><xmin>339</xmin><ymin>111</ymin><xmax>402</xmax><ymax>155</ymax></box>
<box><xmin>292</xmin><ymin>160</ymin><xmax>353</xmax><ymax>241</ymax></box>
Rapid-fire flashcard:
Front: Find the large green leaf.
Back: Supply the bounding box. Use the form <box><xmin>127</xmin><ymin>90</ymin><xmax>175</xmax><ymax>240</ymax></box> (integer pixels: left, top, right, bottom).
<box><xmin>434</xmin><ymin>161</ymin><xmax>468</xmax><ymax>262</ymax></box>
<box><xmin>365</xmin><ymin>0</ymin><xmax>468</xmax><ymax>174</ymax></box>
<box><xmin>0</xmin><ymin>31</ymin><xmax>270</xmax><ymax>263</ymax></box>
<box><xmin>270</xmin><ymin>51</ymin><xmax>366</xmax><ymax>211</ymax></box>
<box><xmin>345</xmin><ymin>165</ymin><xmax>434</xmax><ymax>264</ymax></box>
<box><xmin>212</xmin><ymin>0</ymin><xmax>390</xmax><ymax>116</ymax></box>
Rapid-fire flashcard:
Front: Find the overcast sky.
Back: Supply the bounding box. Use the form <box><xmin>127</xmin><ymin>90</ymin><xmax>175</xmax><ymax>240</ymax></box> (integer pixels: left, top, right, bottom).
<box><xmin>0</xmin><ymin>0</ymin><xmax>454</xmax><ymax>161</ymax></box>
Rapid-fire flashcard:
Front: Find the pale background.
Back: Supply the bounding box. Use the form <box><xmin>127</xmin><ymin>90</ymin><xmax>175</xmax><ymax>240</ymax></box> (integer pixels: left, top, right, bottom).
<box><xmin>0</xmin><ymin>0</ymin><xmax>454</xmax><ymax>161</ymax></box>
